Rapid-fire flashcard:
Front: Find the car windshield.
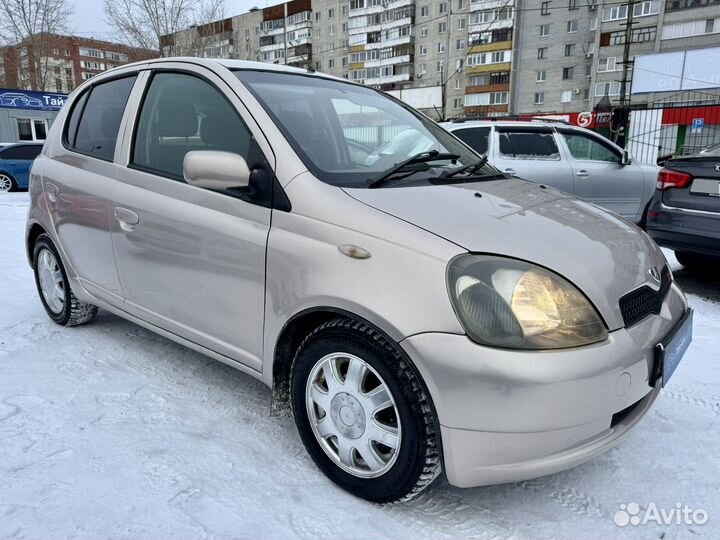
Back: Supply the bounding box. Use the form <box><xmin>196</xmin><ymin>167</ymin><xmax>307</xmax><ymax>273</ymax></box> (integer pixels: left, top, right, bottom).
<box><xmin>235</xmin><ymin>70</ymin><xmax>493</xmax><ymax>188</ymax></box>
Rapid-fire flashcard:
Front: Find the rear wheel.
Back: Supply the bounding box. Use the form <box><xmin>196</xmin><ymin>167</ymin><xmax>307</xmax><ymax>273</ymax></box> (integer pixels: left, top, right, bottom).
<box><xmin>291</xmin><ymin>318</ymin><xmax>441</xmax><ymax>503</ymax></box>
<box><xmin>33</xmin><ymin>234</ymin><xmax>98</xmax><ymax>326</ymax></box>
<box><xmin>0</xmin><ymin>173</ymin><xmax>16</xmax><ymax>192</ymax></box>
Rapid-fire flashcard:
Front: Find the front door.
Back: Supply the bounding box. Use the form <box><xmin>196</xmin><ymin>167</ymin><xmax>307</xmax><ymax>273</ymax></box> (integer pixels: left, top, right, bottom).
<box><xmin>556</xmin><ymin>128</ymin><xmax>645</xmax><ymax>219</ymax></box>
<box><xmin>111</xmin><ymin>69</ymin><xmax>272</xmax><ymax>370</ymax></box>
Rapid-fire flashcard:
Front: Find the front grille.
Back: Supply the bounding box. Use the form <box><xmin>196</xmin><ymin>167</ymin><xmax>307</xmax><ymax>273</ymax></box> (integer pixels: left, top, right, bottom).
<box><xmin>619</xmin><ymin>266</ymin><xmax>672</xmax><ymax>328</ymax></box>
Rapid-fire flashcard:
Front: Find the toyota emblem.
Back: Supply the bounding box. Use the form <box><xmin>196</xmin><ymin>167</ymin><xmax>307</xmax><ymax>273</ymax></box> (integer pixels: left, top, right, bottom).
<box><xmin>648</xmin><ymin>267</ymin><xmax>661</xmax><ymax>283</ymax></box>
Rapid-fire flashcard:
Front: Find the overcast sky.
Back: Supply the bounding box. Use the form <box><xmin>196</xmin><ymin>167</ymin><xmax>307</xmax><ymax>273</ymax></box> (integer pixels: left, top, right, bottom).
<box><xmin>70</xmin><ymin>0</ymin><xmax>282</xmax><ymax>41</ymax></box>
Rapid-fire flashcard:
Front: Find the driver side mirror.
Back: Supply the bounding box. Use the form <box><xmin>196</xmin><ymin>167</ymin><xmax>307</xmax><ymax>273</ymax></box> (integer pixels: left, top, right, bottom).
<box><xmin>183</xmin><ymin>150</ymin><xmax>250</xmax><ymax>190</ymax></box>
<box><xmin>621</xmin><ymin>150</ymin><xmax>632</xmax><ymax>166</ymax></box>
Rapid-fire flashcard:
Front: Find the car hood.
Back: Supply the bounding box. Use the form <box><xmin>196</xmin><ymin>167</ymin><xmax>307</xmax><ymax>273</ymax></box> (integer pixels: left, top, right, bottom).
<box><xmin>344</xmin><ymin>179</ymin><xmax>668</xmax><ymax>331</ymax></box>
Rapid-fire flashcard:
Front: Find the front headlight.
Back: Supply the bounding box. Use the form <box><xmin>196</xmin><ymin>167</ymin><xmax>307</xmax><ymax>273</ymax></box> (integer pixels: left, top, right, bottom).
<box><xmin>447</xmin><ymin>255</ymin><xmax>608</xmax><ymax>349</ymax></box>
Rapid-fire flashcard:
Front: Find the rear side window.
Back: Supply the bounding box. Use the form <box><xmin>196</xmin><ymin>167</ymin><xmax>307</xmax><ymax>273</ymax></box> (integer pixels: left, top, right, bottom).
<box><xmin>1</xmin><ymin>145</ymin><xmax>42</xmax><ymax>159</ymax></box>
<box><xmin>132</xmin><ymin>72</ymin><xmax>253</xmax><ymax>180</ymax></box>
<box><xmin>498</xmin><ymin>128</ymin><xmax>560</xmax><ymax>160</ymax></box>
<box><xmin>453</xmin><ymin>127</ymin><xmax>490</xmax><ymax>155</ymax></box>
<box><xmin>67</xmin><ymin>76</ymin><xmax>136</xmax><ymax>161</ymax></box>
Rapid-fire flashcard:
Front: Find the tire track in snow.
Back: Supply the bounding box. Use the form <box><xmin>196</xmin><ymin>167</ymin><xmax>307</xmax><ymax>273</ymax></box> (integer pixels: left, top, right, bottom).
<box><xmin>662</xmin><ymin>386</ymin><xmax>720</xmax><ymax>416</ymax></box>
<box><xmin>519</xmin><ymin>479</ymin><xmax>607</xmax><ymax>519</ymax></box>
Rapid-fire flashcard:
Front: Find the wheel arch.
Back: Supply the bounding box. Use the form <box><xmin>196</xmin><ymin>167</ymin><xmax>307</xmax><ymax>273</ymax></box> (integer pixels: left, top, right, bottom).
<box><xmin>26</xmin><ymin>222</ymin><xmax>48</xmax><ymax>267</ymax></box>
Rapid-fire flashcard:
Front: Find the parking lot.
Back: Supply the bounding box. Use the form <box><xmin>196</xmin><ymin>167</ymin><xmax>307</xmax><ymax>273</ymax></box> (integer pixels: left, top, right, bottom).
<box><xmin>1</xmin><ymin>191</ymin><xmax>719</xmax><ymax>540</ymax></box>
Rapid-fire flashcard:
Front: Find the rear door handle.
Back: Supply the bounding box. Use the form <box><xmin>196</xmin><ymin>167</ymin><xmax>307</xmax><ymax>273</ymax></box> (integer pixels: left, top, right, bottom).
<box><xmin>114</xmin><ymin>207</ymin><xmax>140</xmax><ymax>231</ymax></box>
<box><xmin>576</xmin><ymin>170</ymin><xmax>590</xmax><ymax>177</ymax></box>
<box><xmin>45</xmin><ymin>182</ymin><xmax>59</xmax><ymax>202</ymax></box>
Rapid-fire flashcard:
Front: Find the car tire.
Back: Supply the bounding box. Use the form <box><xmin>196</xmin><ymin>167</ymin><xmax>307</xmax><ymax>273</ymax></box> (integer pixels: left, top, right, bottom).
<box><xmin>291</xmin><ymin>318</ymin><xmax>441</xmax><ymax>503</ymax></box>
<box><xmin>0</xmin><ymin>173</ymin><xmax>16</xmax><ymax>192</ymax></box>
<box><xmin>674</xmin><ymin>250</ymin><xmax>720</xmax><ymax>271</ymax></box>
<box><xmin>33</xmin><ymin>234</ymin><xmax>98</xmax><ymax>326</ymax></box>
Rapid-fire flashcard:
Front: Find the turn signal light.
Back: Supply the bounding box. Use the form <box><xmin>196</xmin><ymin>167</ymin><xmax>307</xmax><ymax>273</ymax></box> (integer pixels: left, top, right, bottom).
<box><xmin>657</xmin><ymin>169</ymin><xmax>692</xmax><ymax>191</ymax></box>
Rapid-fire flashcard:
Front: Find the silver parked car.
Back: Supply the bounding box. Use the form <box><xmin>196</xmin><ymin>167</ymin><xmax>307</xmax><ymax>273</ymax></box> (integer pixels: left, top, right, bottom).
<box><xmin>441</xmin><ymin>119</ymin><xmax>659</xmax><ymax>224</ymax></box>
<box><xmin>27</xmin><ymin>58</ymin><xmax>692</xmax><ymax>503</ymax></box>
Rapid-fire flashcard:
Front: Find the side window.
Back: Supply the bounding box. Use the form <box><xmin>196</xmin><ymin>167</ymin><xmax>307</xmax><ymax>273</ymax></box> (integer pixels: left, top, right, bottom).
<box><xmin>453</xmin><ymin>127</ymin><xmax>490</xmax><ymax>155</ymax></box>
<box><xmin>69</xmin><ymin>76</ymin><xmax>136</xmax><ymax>161</ymax></box>
<box><xmin>561</xmin><ymin>131</ymin><xmax>620</xmax><ymax>163</ymax></box>
<box><xmin>498</xmin><ymin>128</ymin><xmax>560</xmax><ymax>160</ymax></box>
<box><xmin>132</xmin><ymin>72</ymin><xmax>253</xmax><ymax>180</ymax></box>
<box><xmin>0</xmin><ymin>146</ymin><xmax>24</xmax><ymax>159</ymax></box>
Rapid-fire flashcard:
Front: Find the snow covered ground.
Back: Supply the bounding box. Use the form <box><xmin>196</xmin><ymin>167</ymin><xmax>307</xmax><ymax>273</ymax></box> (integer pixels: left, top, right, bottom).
<box><xmin>1</xmin><ymin>191</ymin><xmax>719</xmax><ymax>540</ymax></box>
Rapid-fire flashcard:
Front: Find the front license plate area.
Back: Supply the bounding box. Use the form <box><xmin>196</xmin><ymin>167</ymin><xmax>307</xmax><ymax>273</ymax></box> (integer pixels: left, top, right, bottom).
<box><xmin>654</xmin><ymin>309</ymin><xmax>693</xmax><ymax>387</ymax></box>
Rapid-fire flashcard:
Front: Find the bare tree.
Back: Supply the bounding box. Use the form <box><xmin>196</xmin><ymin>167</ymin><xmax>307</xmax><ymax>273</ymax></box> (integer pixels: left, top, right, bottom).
<box><xmin>103</xmin><ymin>0</ymin><xmax>226</xmax><ymax>56</ymax></box>
<box><xmin>0</xmin><ymin>0</ymin><xmax>74</xmax><ymax>90</ymax></box>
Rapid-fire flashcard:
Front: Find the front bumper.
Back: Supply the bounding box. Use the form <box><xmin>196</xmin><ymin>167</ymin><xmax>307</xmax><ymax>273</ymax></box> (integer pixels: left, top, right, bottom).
<box><xmin>400</xmin><ymin>282</ymin><xmax>687</xmax><ymax>488</ymax></box>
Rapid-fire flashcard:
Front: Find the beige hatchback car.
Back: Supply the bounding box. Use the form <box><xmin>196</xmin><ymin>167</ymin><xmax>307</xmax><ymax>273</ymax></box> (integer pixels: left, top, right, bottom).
<box><xmin>27</xmin><ymin>58</ymin><xmax>692</xmax><ymax>503</ymax></box>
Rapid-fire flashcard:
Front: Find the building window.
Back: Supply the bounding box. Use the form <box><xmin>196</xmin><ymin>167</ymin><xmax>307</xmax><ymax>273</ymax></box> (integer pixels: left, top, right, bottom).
<box><xmin>583</xmin><ymin>88</ymin><xmax>590</xmax><ymax>100</ymax></box>
<box><xmin>328</xmin><ymin>7</ymin><xmax>335</xmax><ymax>18</ymax></box>
<box><xmin>420</xmin><ymin>26</ymin><xmax>428</xmax><ymax>36</ymax></box>
<box><xmin>439</xmin><ymin>21</ymin><xmax>447</xmax><ymax>33</ymax></box>
<box><xmin>437</xmin><ymin>60</ymin><xmax>444</xmax><ymax>73</ymax></box>
<box><xmin>569</xmin><ymin>0</ymin><xmax>578</xmax><ymax>9</ymax></box>
<box><xmin>455</xmin><ymin>78</ymin><xmax>462</xmax><ymax>89</ymax></box>
<box><xmin>421</xmin><ymin>5</ymin><xmax>429</xmax><ymax>16</ymax></box>
<box><xmin>342</xmin><ymin>57</ymin><xmax>348</xmax><ymax>67</ymax></box>
<box><xmin>315</xmin><ymin>11</ymin><xmax>321</xmax><ymax>21</ymax></box>
<box><xmin>534</xmin><ymin>92</ymin><xmax>545</xmax><ymax>104</ymax></box>
<box><xmin>458</xmin><ymin>18</ymin><xmax>466</xmax><ymax>30</ymax></box>
<box><xmin>564</xmin><ymin>43</ymin><xmax>576</xmax><ymax>56</ymax></box>
<box><xmin>329</xmin><ymin>58</ymin><xmax>335</xmax><ymax>68</ymax></box>
<box><xmin>602</xmin><ymin>0</ymin><xmax>659</xmax><ymax>22</ymax></box>
<box><xmin>419</xmin><ymin>63</ymin><xmax>427</xmax><ymax>74</ymax></box>
<box><xmin>437</xmin><ymin>42</ymin><xmax>446</xmax><ymax>53</ymax></box>
<box><xmin>567</xmin><ymin>19</ymin><xmax>578</xmax><ymax>32</ymax></box>
<box><xmin>561</xmin><ymin>90</ymin><xmax>572</xmax><ymax>102</ymax></box>
<box><xmin>540</xmin><ymin>24</ymin><xmax>550</xmax><ymax>36</ymax></box>
<box><xmin>420</xmin><ymin>45</ymin><xmax>428</xmax><ymax>55</ymax></box>
<box><xmin>598</xmin><ymin>57</ymin><xmax>617</xmax><ymax>72</ymax></box>
<box><xmin>456</xmin><ymin>38</ymin><xmax>465</xmax><ymax>50</ymax></box>
<box><xmin>316</xmin><ymin>61</ymin><xmax>322</xmax><ymax>70</ymax></box>
<box><xmin>457</xmin><ymin>0</ymin><xmax>465</xmax><ymax>9</ymax></box>
<box><xmin>595</xmin><ymin>81</ymin><xmax>620</xmax><ymax>96</ymax></box>
<box><xmin>541</xmin><ymin>1</ymin><xmax>550</xmax><ymax>15</ymax></box>
<box><xmin>537</xmin><ymin>47</ymin><xmax>548</xmax><ymax>59</ymax></box>
<box><xmin>342</xmin><ymin>5</ymin><xmax>348</xmax><ymax>14</ymax></box>
<box><xmin>453</xmin><ymin>98</ymin><xmax>463</xmax><ymax>109</ymax></box>
<box><xmin>439</xmin><ymin>2</ymin><xmax>448</xmax><ymax>14</ymax></box>
<box><xmin>562</xmin><ymin>66</ymin><xmax>575</xmax><ymax>79</ymax></box>
<box><xmin>536</xmin><ymin>70</ymin><xmax>547</xmax><ymax>81</ymax></box>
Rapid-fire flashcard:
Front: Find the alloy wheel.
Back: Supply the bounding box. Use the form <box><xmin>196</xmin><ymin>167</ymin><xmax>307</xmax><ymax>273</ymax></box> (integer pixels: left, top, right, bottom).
<box><xmin>37</xmin><ymin>248</ymin><xmax>65</xmax><ymax>314</ymax></box>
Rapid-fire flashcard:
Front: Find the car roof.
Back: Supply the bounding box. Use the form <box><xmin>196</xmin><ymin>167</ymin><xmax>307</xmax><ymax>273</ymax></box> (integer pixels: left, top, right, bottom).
<box><xmin>441</xmin><ymin>119</ymin><xmax>573</xmax><ymax>130</ymax></box>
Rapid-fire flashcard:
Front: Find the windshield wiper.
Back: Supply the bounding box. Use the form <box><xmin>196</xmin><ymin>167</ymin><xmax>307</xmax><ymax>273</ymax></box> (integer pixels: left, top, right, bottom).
<box><xmin>367</xmin><ymin>150</ymin><xmax>461</xmax><ymax>189</ymax></box>
<box><xmin>440</xmin><ymin>155</ymin><xmax>489</xmax><ymax>179</ymax></box>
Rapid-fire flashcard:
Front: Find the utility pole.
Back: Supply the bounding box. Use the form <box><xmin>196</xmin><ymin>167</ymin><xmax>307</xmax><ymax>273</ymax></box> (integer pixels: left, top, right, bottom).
<box><xmin>283</xmin><ymin>2</ymin><xmax>288</xmax><ymax>65</ymax></box>
<box><xmin>615</xmin><ymin>0</ymin><xmax>637</xmax><ymax>145</ymax></box>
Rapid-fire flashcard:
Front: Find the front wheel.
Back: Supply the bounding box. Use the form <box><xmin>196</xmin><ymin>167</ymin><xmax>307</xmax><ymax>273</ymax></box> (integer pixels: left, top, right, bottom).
<box><xmin>33</xmin><ymin>234</ymin><xmax>98</xmax><ymax>326</ymax></box>
<box><xmin>291</xmin><ymin>318</ymin><xmax>441</xmax><ymax>503</ymax></box>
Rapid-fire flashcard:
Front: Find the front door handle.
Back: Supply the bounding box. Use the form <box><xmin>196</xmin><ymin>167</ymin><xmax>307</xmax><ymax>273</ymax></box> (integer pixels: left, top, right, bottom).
<box><xmin>45</xmin><ymin>182</ymin><xmax>59</xmax><ymax>203</ymax></box>
<box><xmin>576</xmin><ymin>170</ymin><xmax>590</xmax><ymax>177</ymax></box>
<box><xmin>114</xmin><ymin>207</ymin><xmax>140</xmax><ymax>232</ymax></box>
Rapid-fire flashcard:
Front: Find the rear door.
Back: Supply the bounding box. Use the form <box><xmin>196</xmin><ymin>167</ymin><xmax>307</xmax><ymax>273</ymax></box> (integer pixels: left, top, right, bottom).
<box><xmin>556</xmin><ymin>128</ymin><xmax>645</xmax><ymax>218</ymax></box>
<box><xmin>492</xmin><ymin>126</ymin><xmax>575</xmax><ymax>194</ymax></box>
<box><xmin>43</xmin><ymin>74</ymin><xmax>138</xmax><ymax>302</ymax></box>
<box><xmin>110</xmin><ymin>66</ymin><xmax>273</xmax><ymax>370</ymax></box>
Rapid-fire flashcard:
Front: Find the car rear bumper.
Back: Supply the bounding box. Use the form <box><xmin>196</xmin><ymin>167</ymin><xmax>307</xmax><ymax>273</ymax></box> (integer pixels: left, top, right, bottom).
<box><xmin>647</xmin><ymin>201</ymin><xmax>720</xmax><ymax>257</ymax></box>
<box><xmin>400</xmin><ymin>283</ymin><xmax>687</xmax><ymax>488</ymax></box>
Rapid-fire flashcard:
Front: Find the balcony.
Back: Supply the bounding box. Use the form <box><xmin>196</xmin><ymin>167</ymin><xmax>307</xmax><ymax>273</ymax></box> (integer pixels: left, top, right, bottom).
<box><xmin>469</xmin><ymin>18</ymin><xmax>513</xmax><ymax>33</ymax></box>
<box><xmin>466</xmin><ymin>61</ymin><xmax>512</xmax><ymax>74</ymax></box>
<box><xmin>465</xmin><ymin>82</ymin><xmax>510</xmax><ymax>94</ymax></box>
<box><xmin>364</xmin><ymin>54</ymin><xmax>412</xmax><ymax>67</ymax></box>
<box><xmin>348</xmin><ymin>16</ymin><xmax>412</xmax><ymax>35</ymax></box>
<box><xmin>365</xmin><ymin>35</ymin><xmax>413</xmax><ymax>49</ymax></box>
<box><xmin>365</xmin><ymin>72</ymin><xmax>411</xmax><ymax>85</ymax></box>
<box><xmin>469</xmin><ymin>0</ymin><xmax>512</xmax><ymax>10</ymax></box>
<box><xmin>468</xmin><ymin>40</ymin><xmax>512</xmax><ymax>54</ymax></box>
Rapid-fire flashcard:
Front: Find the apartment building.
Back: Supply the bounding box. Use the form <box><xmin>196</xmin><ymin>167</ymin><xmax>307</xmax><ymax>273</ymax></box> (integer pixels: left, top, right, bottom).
<box><xmin>164</xmin><ymin>0</ymin><xmax>720</xmax><ymax>121</ymax></box>
<box><xmin>0</xmin><ymin>34</ymin><xmax>157</xmax><ymax>94</ymax></box>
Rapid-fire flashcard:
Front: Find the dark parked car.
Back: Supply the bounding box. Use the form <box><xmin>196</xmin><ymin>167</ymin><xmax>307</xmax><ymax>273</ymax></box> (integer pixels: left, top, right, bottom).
<box><xmin>0</xmin><ymin>143</ymin><xmax>44</xmax><ymax>191</ymax></box>
<box><xmin>646</xmin><ymin>143</ymin><xmax>720</xmax><ymax>268</ymax></box>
